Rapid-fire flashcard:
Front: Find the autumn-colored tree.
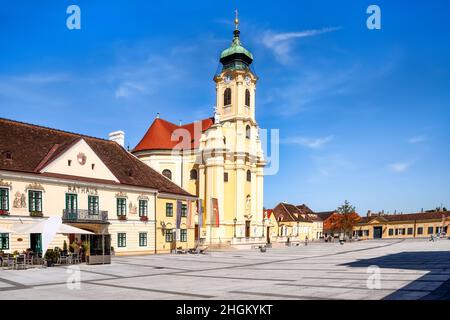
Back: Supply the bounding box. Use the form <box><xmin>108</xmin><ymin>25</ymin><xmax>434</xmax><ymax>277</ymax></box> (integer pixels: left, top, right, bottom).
<box><xmin>329</xmin><ymin>200</ymin><xmax>361</xmax><ymax>239</ymax></box>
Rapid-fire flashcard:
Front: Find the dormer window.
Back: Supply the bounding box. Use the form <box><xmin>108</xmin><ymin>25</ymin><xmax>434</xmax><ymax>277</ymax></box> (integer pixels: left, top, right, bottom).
<box><xmin>68</xmin><ymin>160</ymin><xmax>72</xmax><ymax>166</ymax></box>
<box><xmin>91</xmin><ymin>164</ymin><xmax>95</xmax><ymax>170</ymax></box>
<box><xmin>4</xmin><ymin>152</ymin><xmax>12</xmax><ymax>160</ymax></box>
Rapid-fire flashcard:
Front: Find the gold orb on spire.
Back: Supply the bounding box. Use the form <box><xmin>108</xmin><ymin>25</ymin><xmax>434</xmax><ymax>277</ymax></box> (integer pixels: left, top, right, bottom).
<box><xmin>234</xmin><ymin>9</ymin><xmax>239</xmax><ymax>30</ymax></box>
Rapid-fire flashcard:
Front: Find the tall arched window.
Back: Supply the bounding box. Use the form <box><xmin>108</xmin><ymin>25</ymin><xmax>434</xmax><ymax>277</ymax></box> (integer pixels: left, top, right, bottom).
<box><xmin>190</xmin><ymin>169</ymin><xmax>198</xmax><ymax>180</ymax></box>
<box><xmin>245</xmin><ymin>89</ymin><xmax>250</xmax><ymax>107</ymax></box>
<box><xmin>246</xmin><ymin>170</ymin><xmax>251</xmax><ymax>182</ymax></box>
<box><xmin>245</xmin><ymin>125</ymin><xmax>251</xmax><ymax>139</ymax></box>
<box><xmin>224</xmin><ymin>88</ymin><xmax>232</xmax><ymax>106</ymax></box>
<box><xmin>162</xmin><ymin>169</ymin><xmax>172</xmax><ymax>180</ymax></box>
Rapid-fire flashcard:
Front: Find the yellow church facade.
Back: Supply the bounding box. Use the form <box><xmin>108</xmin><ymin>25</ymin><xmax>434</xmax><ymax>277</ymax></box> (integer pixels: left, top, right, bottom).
<box><xmin>133</xmin><ymin>19</ymin><xmax>266</xmax><ymax>247</ymax></box>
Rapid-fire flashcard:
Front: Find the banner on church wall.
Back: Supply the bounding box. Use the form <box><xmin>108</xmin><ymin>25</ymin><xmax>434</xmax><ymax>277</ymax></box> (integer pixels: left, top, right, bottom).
<box><xmin>211</xmin><ymin>198</ymin><xmax>220</xmax><ymax>228</ymax></box>
<box><xmin>198</xmin><ymin>199</ymin><xmax>204</xmax><ymax>228</ymax></box>
<box><xmin>176</xmin><ymin>200</ymin><xmax>182</xmax><ymax>229</ymax></box>
<box><xmin>186</xmin><ymin>200</ymin><xmax>192</xmax><ymax>228</ymax></box>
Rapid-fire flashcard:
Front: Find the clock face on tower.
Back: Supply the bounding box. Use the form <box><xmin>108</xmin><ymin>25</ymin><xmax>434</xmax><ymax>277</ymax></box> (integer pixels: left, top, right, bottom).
<box><xmin>224</xmin><ymin>75</ymin><xmax>232</xmax><ymax>84</ymax></box>
<box><xmin>245</xmin><ymin>75</ymin><xmax>251</xmax><ymax>85</ymax></box>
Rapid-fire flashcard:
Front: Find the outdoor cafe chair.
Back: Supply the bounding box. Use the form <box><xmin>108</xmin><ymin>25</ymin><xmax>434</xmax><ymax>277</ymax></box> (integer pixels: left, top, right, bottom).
<box><xmin>25</xmin><ymin>253</ymin><xmax>34</xmax><ymax>266</ymax></box>
<box><xmin>71</xmin><ymin>253</ymin><xmax>80</xmax><ymax>264</ymax></box>
<box><xmin>1</xmin><ymin>254</ymin><xmax>14</xmax><ymax>269</ymax></box>
<box><xmin>15</xmin><ymin>254</ymin><xmax>26</xmax><ymax>270</ymax></box>
<box><xmin>58</xmin><ymin>254</ymin><xmax>69</xmax><ymax>265</ymax></box>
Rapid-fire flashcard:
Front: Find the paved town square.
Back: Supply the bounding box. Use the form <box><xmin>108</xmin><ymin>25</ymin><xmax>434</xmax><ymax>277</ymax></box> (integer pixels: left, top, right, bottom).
<box><xmin>1</xmin><ymin>239</ymin><xmax>449</xmax><ymax>300</ymax></box>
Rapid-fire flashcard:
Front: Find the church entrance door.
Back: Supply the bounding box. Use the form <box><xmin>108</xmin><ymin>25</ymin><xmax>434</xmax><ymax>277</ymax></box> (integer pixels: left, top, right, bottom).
<box><xmin>245</xmin><ymin>221</ymin><xmax>251</xmax><ymax>238</ymax></box>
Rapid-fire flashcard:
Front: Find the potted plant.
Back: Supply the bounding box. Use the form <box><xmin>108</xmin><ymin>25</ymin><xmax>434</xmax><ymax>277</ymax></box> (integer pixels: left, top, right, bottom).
<box><xmin>140</xmin><ymin>215</ymin><xmax>149</xmax><ymax>222</ymax></box>
<box><xmin>118</xmin><ymin>215</ymin><xmax>127</xmax><ymax>221</ymax></box>
<box><xmin>62</xmin><ymin>240</ymin><xmax>68</xmax><ymax>255</ymax></box>
<box><xmin>69</xmin><ymin>241</ymin><xmax>77</xmax><ymax>253</ymax></box>
<box><xmin>0</xmin><ymin>209</ymin><xmax>9</xmax><ymax>216</ymax></box>
<box><xmin>30</xmin><ymin>211</ymin><xmax>43</xmax><ymax>217</ymax></box>
<box><xmin>44</xmin><ymin>249</ymin><xmax>56</xmax><ymax>267</ymax></box>
<box><xmin>82</xmin><ymin>241</ymin><xmax>90</xmax><ymax>263</ymax></box>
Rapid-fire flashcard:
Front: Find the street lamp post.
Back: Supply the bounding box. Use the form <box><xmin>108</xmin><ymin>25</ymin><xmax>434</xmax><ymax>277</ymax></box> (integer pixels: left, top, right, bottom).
<box><xmin>233</xmin><ymin>217</ymin><xmax>237</xmax><ymax>238</ymax></box>
<box><xmin>262</xmin><ymin>218</ymin><xmax>265</xmax><ymax>238</ymax></box>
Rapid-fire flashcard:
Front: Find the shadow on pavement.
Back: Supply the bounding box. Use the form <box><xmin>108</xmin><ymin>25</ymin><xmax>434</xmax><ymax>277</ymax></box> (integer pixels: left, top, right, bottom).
<box><xmin>341</xmin><ymin>251</ymin><xmax>450</xmax><ymax>300</ymax></box>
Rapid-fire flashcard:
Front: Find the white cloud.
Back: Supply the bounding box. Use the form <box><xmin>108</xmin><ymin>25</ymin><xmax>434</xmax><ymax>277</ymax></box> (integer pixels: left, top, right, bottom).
<box><xmin>408</xmin><ymin>135</ymin><xmax>426</xmax><ymax>144</ymax></box>
<box><xmin>115</xmin><ymin>81</ymin><xmax>146</xmax><ymax>98</ymax></box>
<box><xmin>112</xmin><ymin>56</ymin><xmax>183</xmax><ymax>100</ymax></box>
<box><xmin>261</xmin><ymin>27</ymin><xmax>342</xmax><ymax>64</ymax></box>
<box><xmin>262</xmin><ymin>66</ymin><xmax>357</xmax><ymax>116</ymax></box>
<box><xmin>389</xmin><ymin>162</ymin><xmax>410</xmax><ymax>173</ymax></box>
<box><xmin>307</xmin><ymin>154</ymin><xmax>354</xmax><ymax>181</ymax></box>
<box><xmin>283</xmin><ymin>135</ymin><xmax>334</xmax><ymax>149</ymax></box>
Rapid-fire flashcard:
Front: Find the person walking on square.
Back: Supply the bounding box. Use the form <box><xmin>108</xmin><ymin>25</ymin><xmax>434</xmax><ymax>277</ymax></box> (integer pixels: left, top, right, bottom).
<box><xmin>305</xmin><ymin>236</ymin><xmax>309</xmax><ymax>246</ymax></box>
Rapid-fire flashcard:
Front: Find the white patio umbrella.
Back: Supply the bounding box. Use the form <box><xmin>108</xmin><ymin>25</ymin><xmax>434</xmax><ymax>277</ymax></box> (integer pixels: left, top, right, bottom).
<box><xmin>58</xmin><ymin>223</ymin><xmax>94</xmax><ymax>235</ymax></box>
<box><xmin>13</xmin><ymin>216</ymin><xmax>94</xmax><ymax>254</ymax></box>
<box><xmin>0</xmin><ymin>226</ymin><xmax>14</xmax><ymax>233</ymax></box>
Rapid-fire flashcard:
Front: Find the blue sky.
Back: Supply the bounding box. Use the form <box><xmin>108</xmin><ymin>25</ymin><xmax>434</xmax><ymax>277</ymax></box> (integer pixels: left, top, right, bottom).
<box><xmin>1</xmin><ymin>1</ymin><xmax>449</xmax><ymax>214</ymax></box>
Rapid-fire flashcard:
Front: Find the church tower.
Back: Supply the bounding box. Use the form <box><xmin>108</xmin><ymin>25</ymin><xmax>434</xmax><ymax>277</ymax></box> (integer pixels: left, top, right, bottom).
<box><xmin>132</xmin><ymin>12</ymin><xmax>265</xmax><ymax>247</ymax></box>
<box><xmin>208</xmin><ymin>11</ymin><xmax>265</xmax><ymax>243</ymax></box>
<box><xmin>215</xmin><ymin>12</ymin><xmax>257</xmax><ymax>123</ymax></box>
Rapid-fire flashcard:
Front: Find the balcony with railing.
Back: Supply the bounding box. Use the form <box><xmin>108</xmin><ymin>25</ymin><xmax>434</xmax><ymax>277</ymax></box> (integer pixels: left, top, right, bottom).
<box><xmin>63</xmin><ymin>209</ymin><xmax>108</xmax><ymax>223</ymax></box>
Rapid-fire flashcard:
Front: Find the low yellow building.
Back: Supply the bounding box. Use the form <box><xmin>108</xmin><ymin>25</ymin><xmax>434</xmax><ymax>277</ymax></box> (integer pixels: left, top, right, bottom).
<box><xmin>353</xmin><ymin>211</ymin><xmax>450</xmax><ymax>239</ymax></box>
<box><xmin>0</xmin><ymin>118</ymin><xmax>196</xmax><ymax>258</ymax></box>
<box><xmin>266</xmin><ymin>202</ymin><xmax>322</xmax><ymax>243</ymax></box>
<box><xmin>155</xmin><ymin>196</ymin><xmax>196</xmax><ymax>253</ymax></box>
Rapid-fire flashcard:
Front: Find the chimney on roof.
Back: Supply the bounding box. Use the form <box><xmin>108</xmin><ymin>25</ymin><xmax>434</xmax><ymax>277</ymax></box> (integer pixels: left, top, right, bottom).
<box><xmin>156</xmin><ymin>112</ymin><xmax>160</xmax><ymax>119</ymax></box>
<box><xmin>367</xmin><ymin>210</ymin><xmax>371</xmax><ymax>217</ymax></box>
<box><xmin>109</xmin><ymin>131</ymin><xmax>125</xmax><ymax>148</ymax></box>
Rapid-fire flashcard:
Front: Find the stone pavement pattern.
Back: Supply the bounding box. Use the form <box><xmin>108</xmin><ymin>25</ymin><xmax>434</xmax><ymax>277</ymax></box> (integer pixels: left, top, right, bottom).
<box><xmin>1</xmin><ymin>239</ymin><xmax>450</xmax><ymax>300</ymax></box>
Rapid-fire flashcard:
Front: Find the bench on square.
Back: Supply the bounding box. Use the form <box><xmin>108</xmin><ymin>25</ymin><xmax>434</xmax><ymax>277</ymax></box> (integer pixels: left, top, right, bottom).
<box><xmin>176</xmin><ymin>247</ymin><xmax>188</xmax><ymax>254</ymax></box>
<box><xmin>252</xmin><ymin>245</ymin><xmax>267</xmax><ymax>252</ymax></box>
<box><xmin>188</xmin><ymin>245</ymin><xmax>209</xmax><ymax>254</ymax></box>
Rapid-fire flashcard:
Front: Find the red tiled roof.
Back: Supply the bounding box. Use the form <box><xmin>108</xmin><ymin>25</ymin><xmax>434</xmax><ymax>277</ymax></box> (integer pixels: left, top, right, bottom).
<box><xmin>358</xmin><ymin>211</ymin><xmax>450</xmax><ymax>224</ymax></box>
<box><xmin>0</xmin><ymin>118</ymin><xmax>193</xmax><ymax>197</ymax></box>
<box><xmin>296</xmin><ymin>204</ymin><xmax>322</xmax><ymax>221</ymax></box>
<box><xmin>133</xmin><ymin>117</ymin><xmax>214</xmax><ymax>152</ymax></box>
<box><xmin>296</xmin><ymin>204</ymin><xmax>314</xmax><ymax>214</ymax></box>
<box><xmin>316</xmin><ymin>211</ymin><xmax>336</xmax><ymax>221</ymax></box>
<box><xmin>272</xmin><ymin>203</ymin><xmax>313</xmax><ymax>223</ymax></box>
<box><xmin>264</xmin><ymin>209</ymin><xmax>273</xmax><ymax>219</ymax></box>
